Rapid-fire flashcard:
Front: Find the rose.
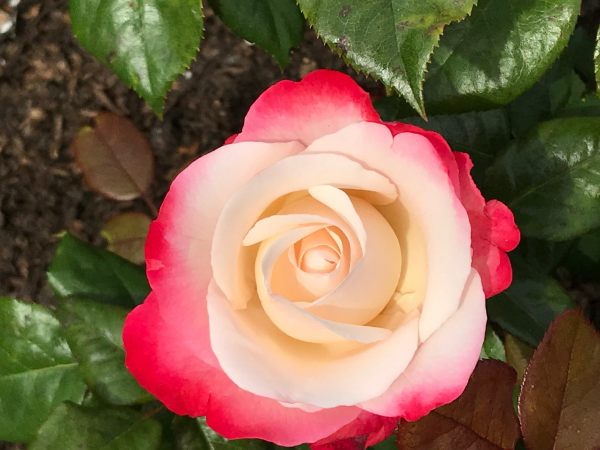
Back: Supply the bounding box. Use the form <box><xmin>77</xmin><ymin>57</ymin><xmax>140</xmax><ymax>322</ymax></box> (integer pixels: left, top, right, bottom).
<box><xmin>123</xmin><ymin>70</ymin><xmax>519</xmax><ymax>448</ymax></box>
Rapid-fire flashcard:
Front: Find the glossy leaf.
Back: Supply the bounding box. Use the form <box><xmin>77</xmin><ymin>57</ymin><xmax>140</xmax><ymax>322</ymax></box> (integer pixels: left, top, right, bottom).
<box><xmin>504</xmin><ymin>334</ymin><xmax>534</xmax><ymax>383</ymax></box>
<box><xmin>397</xmin><ymin>360</ymin><xmax>520</xmax><ymax>450</ymax></box>
<box><xmin>595</xmin><ymin>27</ymin><xmax>599</xmax><ymax>95</ymax></box>
<box><xmin>508</xmin><ymin>28</ymin><xmax>592</xmax><ymax>138</ymax></box>
<box><xmin>0</xmin><ymin>298</ymin><xmax>86</xmax><ymax>443</ymax></box>
<box><xmin>48</xmin><ymin>233</ymin><xmax>150</xmax><ymax>307</ymax></box>
<box><xmin>297</xmin><ymin>0</ymin><xmax>477</xmax><ymax>117</ymax></box>
<box><xmin>195</xmin><ymin>417</ymin><xmax>268</xmax><ymax>449</ymax></box>
<box><xmin>486</xmin><ymin>117</ymin><xmax>600</xmax><ymax>241</ymax></box>
<box><xmin>29</xmin><ymin>403</ymin><xmax>162</xmax><ymax>450</ymax></box>
<box><xmin>71</xmin><ymin>113</ymin><xmax>154</xmax><ymax>201</ymax></box>
<box><xmin>57</xmin><ymin>297</ymin><xmax>152</xmax><ymax>405</ymax></box>
<box><xmin>519</xmin><ymin>310</ymin><xmax>600</xmax><ymax>449</ymax></box>
<box><xmin>70</xmin><ymin>0</ymin><xmax>203</xmax><ymax>114</ymax></box>
<box><xmin>480</xmin><ymin>326</ymin><xmax>506</xmax><ymax>361</ymax></box>
<box><xmin>424</xmin><ymin>0</ymin><xmax>581</xmax><ymax>113</ymax></box>
<box><xmin>375</xmin><ymin>97</ymin><xmax>510</xmax><ymax>183</ymax></box>
<box><xmin>487</xmin><ymin>256</ymin><xmax>574</xmax><ymax>346</ymax></box>
<box><xmin>102</xmin><ymin>212</ymin><xmax>152</xmax><ymax>265</ymax></box>
<box><xmin>513</xmin><ymin>237</ymin><xmax>572</xmax><ymax>274</ymax></box>
<box><xmin>564</xmin><ymin>228</ymin><xmax>600</xmax><ymax>280</ymax></box>
<box><xmin>210</xmin><ymin>0</ymin><xmax>304</xmax><ymax>66</ymax></box>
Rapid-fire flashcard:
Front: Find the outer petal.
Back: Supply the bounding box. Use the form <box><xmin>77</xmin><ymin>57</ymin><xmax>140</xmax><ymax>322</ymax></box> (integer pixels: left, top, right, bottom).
<box><xmin>310</xmin><ymin>411</ymin><xmax>398</xmax><ymax>450</ymax></box>
<box><xmin>235</xmin><ymin>70</ymin><xmax>380</xmax><ymax>145</ymax></box>
<box><xmin>207</xmin><ymin>279</ymin><xmax>420</xmax><ymax>409</ymax></box>
<box><xmin>146</xmin><ymin>140</ymin><xmax>303</xmax><ymax>297</ymax></box>
<box><xmin>123</xmin><ymin>293</ymin><xmax>215</xmax><ymax>416</ymax></box>
<box><xmin>305</xmin><ymin>122</ymin><xmax>472</xmax><ymax>341</ymax></box>
<box><xmin>385</xmin><ymin>122</ymin><xmax>460</xmax><ymax>193</ymax></box>
<box><xmin>454</xmin><ymin>152</ymin><xmax>520</xmax><ymax>297</ymax></box>
<box><xmin>360</xmin><ymin>270</ymin><xmax>486</xmax><ymax>419</ymax></box>
<box><xmin>123</xmin><ymin>296</ymin><xmax>361</xmax><ymax>446</ymax></box>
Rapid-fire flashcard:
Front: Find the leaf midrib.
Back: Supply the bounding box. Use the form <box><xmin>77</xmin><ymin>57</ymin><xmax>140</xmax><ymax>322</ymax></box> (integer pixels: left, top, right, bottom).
<box><xmin>0</xmin><ymin>362</ymin><xmax>79</xmax><ymax>380</ymax></box>
<box><xmin>508</xmin><ymin>150</ymin><xmax>599</xmax><ymax>207</ymax></box>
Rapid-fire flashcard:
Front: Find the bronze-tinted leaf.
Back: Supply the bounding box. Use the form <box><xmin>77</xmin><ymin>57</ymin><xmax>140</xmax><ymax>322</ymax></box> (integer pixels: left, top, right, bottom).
<box><xmin>101</xmin><ymin>212</ymin><xmax>152</xmax><ymax>265</ymax></box>
<box><xmin>397</xmin><ymin>360</ymin><xmax>520</xmax><ymax>450</ymax></box>
<box><xmin>72</xmin><ymin>113</ymin><xmax>154</xmax><ymax>201</ymax></box>
<box><xmin>519</xmin><ymin>310</ymin><xmax>600</xmax><ymax>450</ymax></box>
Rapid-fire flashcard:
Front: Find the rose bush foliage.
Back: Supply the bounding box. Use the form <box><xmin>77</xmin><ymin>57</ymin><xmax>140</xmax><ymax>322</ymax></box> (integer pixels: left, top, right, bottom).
<box><xmin>122</xmin><ymin>70</ymin><xmax>519</xmax><ymax>447</ymax></box>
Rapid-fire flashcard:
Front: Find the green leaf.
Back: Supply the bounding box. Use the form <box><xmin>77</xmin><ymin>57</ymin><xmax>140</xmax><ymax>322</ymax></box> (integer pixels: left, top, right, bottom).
<box><xmin>209</xmin><ymin>0</ymin><xmax>304</xmax><ymax>66</ymax></box>
<box><xmin>405</xmin><ymin>109</ymin><xmax>510</xmax><ymax>185</ymax></box>
<box><xmin>69</xmin><ymin>0</ymin><xmax>203</xmax><ymax>115</ymax></box>
<box><xmin>564</xmin><ymin>228</ymin><xmax>600</xmax><ymax>280</ymax></box>
<box><xmin>487</xmin><ymin>256</ymin><xmax>574</xmax><ymax>346</ymax></box>
<box><xmin>0</xmin><ymin>298</ymin><xmax>86</xmax><ymax>443</ymax></box>
<box><xmin>369</xmin><ymin>436</ymin><xmax>396</xmax><ymax>449</ymax></box>
<box><xmin>595</xmin><ymin>27</ymin><xmax>600</xmax><ymax>95</ymax></box>
<box><xmin>48</xmin><ymin>233</ymin><xmax>150</xmax><ymax>307</ymax></box>
<box><xmin>507</xmin><ymin>28</ymin><xmax>594</xmax><ymax>138</ymax></box>
<box><xmin>297</xmin><ymin>0</ymin><xmax>478</xmax><ymax>117</ymax></box>
<box><xmin>57</xmin><ymin>297</ymin><xmax>152</xmax><ymax>405</ymax></box>
<box><xmin>480</xmin><ymin>326</ymin><xmax>506</xmax><ymax>361</ymax></box>
<box><xmin>513</xmin><ymin>237</ymin><xmax>572</xmax><ymax>274</ymax></box>
<box><xmin>30</xmin><ymin>403</ymin><xmax>162</xmax><ymax>450</ymax></box>
<box><xmin>195</xmin><ymin>417</ymin><xmax>269</xmax><ymax>449</ymax></box>
<box><xmin>486</xmin><ymin>117</ymin><xmax>600</xmax><ymax>241</ymax></box>
<box><xmin>424</xmin><ymin>0</ymin><xmax>581</xmax><ymax>113</ymax></box>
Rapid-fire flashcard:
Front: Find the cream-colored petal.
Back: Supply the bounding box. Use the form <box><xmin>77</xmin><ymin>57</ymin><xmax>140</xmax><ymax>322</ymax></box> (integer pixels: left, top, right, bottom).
<box><xmin>298</xmin><ymin>197</ymin><xmax>402</xmax><ymax>326</ymax></box>
<box><xmin>211</xmin><ymin>152</ymin><xmax>398</xmax><ymax>309</ymax></box>
<box><xmin>308</xmin><ymin>185</ymin><xmax>366</xmax><ymax>253</ymax></box>
<box><xmin>305</xmin><ymin>122</ymin><xmax>471</xmax><ymax>341</ymax></box>
<box><xmin>256</xmin><ymin>224</ymin><xmax>391</xmax><ymax>344</ymax></box>
<box><xmin>243</xmin><ymin>214</ymin><xmax>329</xmax><ymax>246</ymax></box>
<box><xmin>207</xmin><ymin>279</ymin><xmax>420</xmax><ymax>408</ymax></box>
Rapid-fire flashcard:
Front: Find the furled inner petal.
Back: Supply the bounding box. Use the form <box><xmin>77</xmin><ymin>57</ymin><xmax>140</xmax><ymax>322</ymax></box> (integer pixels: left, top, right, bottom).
<box><xmin>305</xmin><ymin>122</ymin><xmax>471</xmax><ymax>341</ymax></box>
<box><xmin>292</xmin><ymin>227</ymin><xmax>350</xmax><ymax>299</ymax></box>
<box><xmin>308</xmin><ymin>185</ymin><xmax>367</xmax><ymax>253</ymax></box>
<box><xmin>211</xmin><ymin>152</ymin><xmax>398</xmax><ymax>310</ymax></box>
<box><xmin>256</xmin><ymin>224</ymin><xmax>392</xmax><ymax>344</ymax></box>
<box><xmin>297</xmin><ymin>197</ymin><xmax>402</xmax><ymax>326</ymax></box>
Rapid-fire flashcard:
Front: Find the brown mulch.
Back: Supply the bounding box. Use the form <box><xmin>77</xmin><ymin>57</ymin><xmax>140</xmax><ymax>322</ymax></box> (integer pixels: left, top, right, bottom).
<box><xmin>0</xmin><ymin>0</ymin><xmax>368</xmax><ymax>305</ymax></box>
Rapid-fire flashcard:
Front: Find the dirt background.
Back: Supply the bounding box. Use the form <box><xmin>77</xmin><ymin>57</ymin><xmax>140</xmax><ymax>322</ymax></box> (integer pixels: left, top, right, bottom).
<box><xmin>0</xmin><ymin>0</ymin><xmax>371</xmax><ymax>306</ymax></box>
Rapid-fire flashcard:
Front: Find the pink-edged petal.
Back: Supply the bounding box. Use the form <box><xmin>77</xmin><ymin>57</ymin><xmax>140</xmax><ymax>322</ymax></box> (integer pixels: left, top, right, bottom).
<box><xmin>306</xmin><ymin>122</ymin><xmax>472</xmax><ymax>341</ymax></box>
<box><xmin>123</xmin><ymin>293</ymin><xmax>214</xmax><ymax>416</ymax></box>
<box><xmin>360</xmin><ymin>270</ymin><xmax>486</xmax><ymax>419</ymax></box>
<box><xmin>205</xmin><ymin>381</ymin><xmax>360</xmax><ymax>447</ymax></box>
<box><xmin>235</xmin><ymin>70</ymin><xmax>380</xmax><ymax>145</ymax></box>
<box><xmin>486</xmin><ymin>200</ymin><xmax>520</xmax><ymax>252</ymax></box>
<box><xmin>454</xmin><ymin>152</ymin><xmax>520</xmax><ymax>297</ymax></box>
<box><xmin>385</xmin><ymin>121</ymin><xmax>460</xmax><ymax>193</ymax></box>
<box><xmin>207</xmin><ymin>279</ymin><xmax>420</xmax><ymax>408</ymax></box>
<box><xmin>145</xmin><ymin>139</ymin><xmax>304</xmax><ymax>302</ymax></box>
<box><xmin>310</xmin><ymin>410</ymin><xmax>398</xmax><ymax>450</ymax></box>
<box><xmin>123</xmin><ymin>296</ymin><xmax>360</xmax><ymax>446</ymax></box>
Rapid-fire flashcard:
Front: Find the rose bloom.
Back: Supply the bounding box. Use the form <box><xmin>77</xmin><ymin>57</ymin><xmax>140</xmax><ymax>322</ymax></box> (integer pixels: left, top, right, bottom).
<box><xmin>123</xmin><ymin>70</ymin><xmax>519</xmax><ymax>448</ymax></box>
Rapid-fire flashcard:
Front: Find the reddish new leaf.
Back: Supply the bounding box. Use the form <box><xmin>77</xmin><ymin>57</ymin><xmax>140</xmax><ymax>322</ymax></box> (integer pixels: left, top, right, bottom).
<box><xmin>519</xmin><ymin>309</ymin><xmax>600</xmax><ymax>450</ymax></box>
<box><xmin>396</xmin><ymin>360</ymin><xmax>520</xmax><ymax>450</ymax></box>
<box><xmin>72</xmin><ymin>113</ymin><xmax>154</xmax><ymax>201</ymax></box>
<box><xmin>101</xmin><ymin>212</ymin><xmax>152</xmax><ymax>264</ymax></box>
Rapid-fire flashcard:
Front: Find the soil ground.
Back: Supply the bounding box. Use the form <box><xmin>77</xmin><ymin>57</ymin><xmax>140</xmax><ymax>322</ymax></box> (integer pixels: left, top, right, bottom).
<box><xmin>0</xmin><ymin>0</ymin><xmax>369</xmax><ymax>306</ymax></box>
